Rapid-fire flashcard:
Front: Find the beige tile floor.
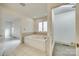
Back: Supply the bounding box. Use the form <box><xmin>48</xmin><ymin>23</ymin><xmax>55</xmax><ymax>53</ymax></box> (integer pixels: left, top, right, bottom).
<box><xmin>0</xmin><ymin>40</ymin><xmax>20</xmax><ymax>56</ymax></box>
<box><xmin>76</xmin><ymin>47</ymin><xmax>79</xmax><ymax>56</ymax></box>
<box><xmin>24</xmin><ymin>35</ymin><xmax>46</xmax><ymax>51</ymax></box>
<box><xmin>0</xmin><ymin>40</ymin><xmax>76</xmax><ymax>56</ymax></box>
<box><xmin>0</xmin><ymin>40</ymin><xmax>46</xmax><ymax>56</ymax></box>
<box><xmin>53</xmin><ymin>43</ymin><xmax>76</xmax><ymax>56</ymax></box>
<box><xmin>5</xmin><ymin>44</ymin><xmax>46</xmax><ymax>56</ymax></box>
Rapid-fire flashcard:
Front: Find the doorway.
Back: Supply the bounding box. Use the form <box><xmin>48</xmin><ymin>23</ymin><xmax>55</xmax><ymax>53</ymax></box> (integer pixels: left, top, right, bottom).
<box><xmin>53</xmin><ymin>3</ymin><xmax>76</xmax><ymax>56</ymax></box>
<box><xmin>4</xmin><ymin>19</ymin><xmax>20</xmax><ymax>40</ymax></box>
<box><xmin>5</xmin><ymin>21</ymin><xmax>13</xmax><ymax>40</ymax></box>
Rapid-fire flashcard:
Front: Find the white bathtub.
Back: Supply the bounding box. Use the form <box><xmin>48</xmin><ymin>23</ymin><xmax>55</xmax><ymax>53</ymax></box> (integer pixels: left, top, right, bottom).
<box><xmin>24</xmin><ymin>35</ymin><xmax>47</xmax><ymax>51</ymax></box>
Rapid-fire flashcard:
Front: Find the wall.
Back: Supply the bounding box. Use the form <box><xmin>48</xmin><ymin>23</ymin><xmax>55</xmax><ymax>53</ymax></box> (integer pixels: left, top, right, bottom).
<box><xmin>34</xmin><ymin>17</ymin><xmax>47</xmax><ymax>32</ymax></box>
<box><xmin>21</xmin><ymin>18</ymin><xmax>34</xmax><ymax>33</ymax></box>
<box><xmin>76</xmin><ymin>4</ymin><xmax>79</xmax><ymax>56</ymax></box>
<box><xmin>3</xmin><ymin>15</ymin><xmax>21</xmax><ymax>40</ymax></box>
<box><xmin>0</xmin><ymin>6</ymin><xmax>22</xmax><ymax>41</ymax></box>
<box><xmin>0</xmin><ymin>15</ymin><xmax>3</xmax><ymax>42</ymax></box>
<box><xmin>54</xmin><ymin>10</ymin><xmax>76</xmax><ymax>44</ymax></box>
<box><xmin>0</xmin><ymin>6</ymin><xmax>35</xmax><ymax>42</ymax></box>
<box><xmin>0</xmin><ymin>13</ymin><xmax>1</xmax><ymax>35</ymax></box>
<box><xmin>11</xmin><ymin>19</ymin><xmax>21</xmax><ymax>38</ymax></box>
<box><xmin>0</xmin><ymin>10</ymin><xmax>5</xmax><ymax>42</ymax></box>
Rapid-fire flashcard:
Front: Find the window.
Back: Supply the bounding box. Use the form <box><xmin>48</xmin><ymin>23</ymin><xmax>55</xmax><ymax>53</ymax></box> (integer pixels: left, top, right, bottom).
<box><xmin>5</xmin><ymin>28</ymin><xmax>10</xmax><ymax>38</ymax></box>
<box><xmin>38</xmin><ymin>22</ymin><xmax>42</xmax><ymax>32</ymax></box>
<box><xmin>12</xmin><ymin>27</ymin><xmax>14</xmax><ymax>35</ymax></box>
<box><xmin>43</xmin><ymin>21</ymin><xmax>47</xmax><ymax>32</ymax></box>
<box><xmin>38</xmin><ymin>21</ymin><xmax>47</xmax><ymax>32</ymax></box>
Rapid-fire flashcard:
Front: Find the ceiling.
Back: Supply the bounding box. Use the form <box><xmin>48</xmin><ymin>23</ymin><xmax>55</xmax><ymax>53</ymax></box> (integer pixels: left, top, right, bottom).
<box><xmin>0</xmin><ymin>3</ymin><xmax>48</xmax><ymax>18</ymax></box>
<box><xmin>54</xmin><ymin>4</ymin><xmax>75</xmax><ymax>15</ymax></box>
<box><xmin>0</xmin><ymin>3</ymin><xmax>75</xmax><ymax>19</ymax></box>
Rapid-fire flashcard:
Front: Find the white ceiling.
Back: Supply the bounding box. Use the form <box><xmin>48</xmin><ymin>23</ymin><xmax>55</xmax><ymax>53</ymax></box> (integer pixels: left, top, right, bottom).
<box><xmin>54</xmin><ymin>4</ymin><xmax>75</xmax><ymax>15</ymax></box>
<box><xmin>0</xmin><ymin>3</ymin><xmax>48</xmax><ymax>18</ymax></box>
<box><xmin>0</xmin><ymin>3</ymin><xmax>75</xmax><ymax>19</ymax></box>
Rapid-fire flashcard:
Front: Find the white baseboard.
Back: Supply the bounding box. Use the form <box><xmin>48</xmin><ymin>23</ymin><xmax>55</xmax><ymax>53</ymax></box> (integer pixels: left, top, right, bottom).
<box><xmin>55</xmin><ymin>41</ymin><xmax>75</xmax><ymax>46</ymax></box>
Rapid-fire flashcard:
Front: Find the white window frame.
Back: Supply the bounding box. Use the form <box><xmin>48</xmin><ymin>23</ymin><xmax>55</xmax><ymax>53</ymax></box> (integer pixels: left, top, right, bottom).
<box><xmin>38</xmin><ymin>21</ymin><xmax>47</xmax><ymax>32</ymax></box>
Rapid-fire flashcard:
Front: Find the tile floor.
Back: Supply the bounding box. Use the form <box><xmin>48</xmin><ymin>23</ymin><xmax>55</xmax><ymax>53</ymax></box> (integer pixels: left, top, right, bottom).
<box><xmin>53</xmin><ymin>43</ymin><xmax>76</xmax><ymax>56</ymax></box>
<box><xmin>0</xmin><ymin>40</ymin><xmax>46</xmax><ymax>56</ymax></box>
<box><xmin>0</xmin><ymin>40</ymin><xmax>76</xmax><ymax>56</ymax></box>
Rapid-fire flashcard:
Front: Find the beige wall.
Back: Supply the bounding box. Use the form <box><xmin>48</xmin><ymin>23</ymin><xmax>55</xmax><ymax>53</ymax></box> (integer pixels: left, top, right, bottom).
<box><xmin>0</xmin><ymin>6</ymin><xmax>22</xmax><ymax>41</ymax></box>
<box><xmin>76</xmin><ymin>3</ymin><xmax>79</xmax><ymax>56</ymax></box>
<box><xmin>0</xmin><ymin>5</ymin><xmax>36</xmax><ymax>44</ymax></box>
<box><xmin>0</xmin><ymin>11</ymin><xmax>3</xmax><ymax>42</ymax></box>
<box><xmin>54</xmin><ymin>10</ymin><xmax>76</xmax><ymax>45</ymax></box>
<box><xmin>45</xmin><ymin>4</ymin><xmax>65</xmax><ymax>56</ymax></box>
<box><xmin>76</xmin><ymin>4</ymin><xmax>79</xmax><ymax>42</ymax></box>
<box><xmin>34</xmin><ymin>16</ymin><xmax>47</xmax><ymax>32</ymax></box>
<box><xmin>21</xmin><ymin>18</ymin><xmax>34</xmax><ymax>33</ymax></box>
<box><xmin>0</xmin><ymin>5</ymin><xmax>35</xmax><ymax>38</ymax></box>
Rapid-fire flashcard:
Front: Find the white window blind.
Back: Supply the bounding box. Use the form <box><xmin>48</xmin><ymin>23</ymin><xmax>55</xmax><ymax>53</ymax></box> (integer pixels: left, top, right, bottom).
<box><xmin>38</xmin><ymin>21</ymin><xmax>47</xmax><ymax>32</ymax></box>
<box><xmin>43</xmin><ymin>21</ymin><xmax>47</xmax><ymax>32</ymax></box>
<box><xmin>38</xmin><ymin>22</ymin><xmax>42</xmax><ymax>32</ymax></box>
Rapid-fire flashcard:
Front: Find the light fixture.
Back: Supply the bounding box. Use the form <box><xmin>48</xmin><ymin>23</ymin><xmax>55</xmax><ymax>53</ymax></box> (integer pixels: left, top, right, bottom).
<box><xmin>19</xmin><ymin>3</ymin><xmax>26</xmax><ymax>6</ymax></box>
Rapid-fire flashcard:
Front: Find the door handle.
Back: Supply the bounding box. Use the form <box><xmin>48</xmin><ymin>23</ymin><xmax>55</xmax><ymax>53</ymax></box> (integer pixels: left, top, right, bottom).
<box><xmin>0</xmin><ymin>35</ymin><xmax>2</xmax><ymax>37</ymax></box>
<box><xmin>77</xmin><ymin>43</ymin><xmax>79</xmax><ymax>47</ymax></box>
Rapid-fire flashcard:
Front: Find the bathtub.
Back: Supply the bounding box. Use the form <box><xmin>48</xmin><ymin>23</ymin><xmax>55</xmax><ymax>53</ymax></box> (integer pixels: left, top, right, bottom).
<box><xmin>24</xmin><ymin>34</ymin><xmax>47</xmax><ymax>51</ymax></box>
